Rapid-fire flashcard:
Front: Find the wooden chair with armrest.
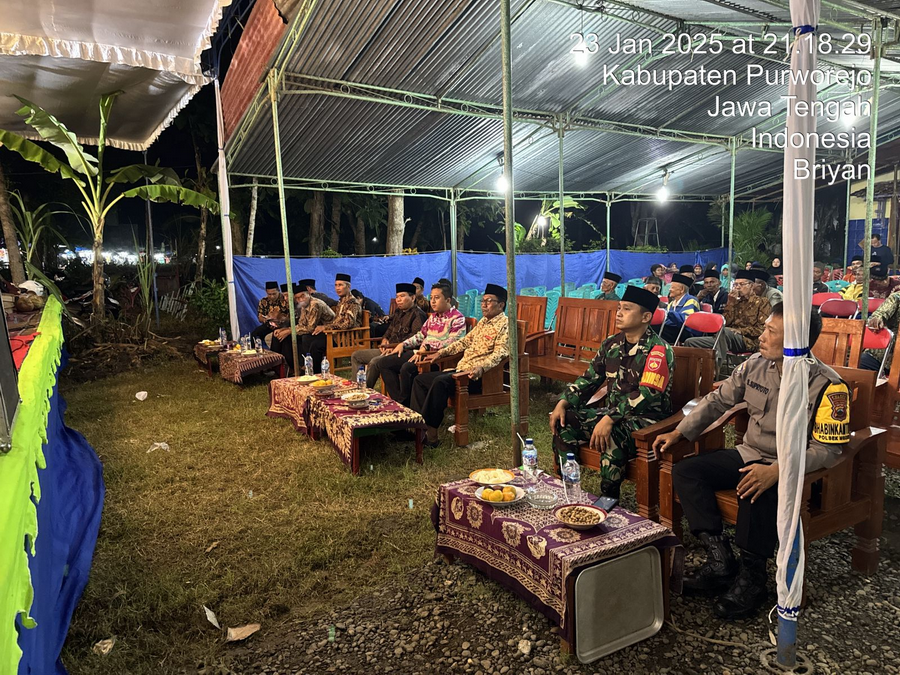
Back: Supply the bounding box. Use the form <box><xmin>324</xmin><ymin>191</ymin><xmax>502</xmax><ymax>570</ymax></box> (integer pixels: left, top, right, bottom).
<box><xmin>516</xmin><ymin>295</ymin><xmax>548</xmax><ymax>356</ymax></box>
<box><xmin>875</xmin><ymin>341</ymin><xmax>900</xmax><ymax>469</ymax></box>
<box><xmin>812</xmin><ymin>318</ymin><xmax>863</xmax><ymax>368</ymax></box>
<box><xmin>657</xmin><ymin>366</ymin><xmax>885</xmax><ymax>587</ymax></box>
<box><xmin>324</xmin><ymin>310</ymin><xmax>370</xmax><ymax>375</ymax></box>
<box><xmin>416</xmin><ymin>320</ymin><xmax>529</xmax><ymax>446</ymax></box>
<box><xmin>573</xmin><ymin>346</ymin><xmax>718</xmax><ymax>522</ymax></box>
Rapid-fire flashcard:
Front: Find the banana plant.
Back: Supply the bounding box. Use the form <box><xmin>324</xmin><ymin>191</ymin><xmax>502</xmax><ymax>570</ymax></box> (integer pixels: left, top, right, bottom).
<box><xmin>0</xmin><ymin>92</ymin><xmax>219</xmax><ymax>322</ymax></box>
<box><xmin>8</xmin><ymin>191</ymin><xmax>69</xmax><ymax>271</ymax></box>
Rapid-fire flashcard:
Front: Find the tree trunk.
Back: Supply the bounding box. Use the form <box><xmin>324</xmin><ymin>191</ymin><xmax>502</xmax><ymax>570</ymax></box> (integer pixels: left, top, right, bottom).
<box><xmin>309</xmin><ymin>190</ymin><xmax>326</xmax><ymax>255</ymax></box>
<box><xmin>195</xmin><ymin>207</ymin><xmax>208</xmax><ymax>283</ymax></box>
<box><xmin>386</xmin><ymin>192</ymin><xmax>405</xmax><ymax>255</ymax></box>
<box><xmin>409</xmin><ymin>217</ymin><xmax>424</xmax><ymax>250</ymax></box>
<box><xmin>457</xmin><ymin>218</ymin><xmax>464</xmax><ymax>251</ymax></box>
<box><xmin>91</xmin><ymin>226</ymin><xmax>105</xmax><ymax>321</ymax></box>
<box><xmin>0</xmin><ymin>162</ymin><xmax>26</xmax><ymax>284</ymax></box>
<box><xmin>354</xmin><ymin>215</ymin><xmax>366</xmax><ymax>255</ymax></box>
<box><xmin>245</xmin><ymin>178</ymin><xmax>258</xmax><ymax>256</ymax></box>
<box><xmin>230</xmin><ymin>211</ymin><xmax>245</xmax><ymax>256</ymax></box>
<box><xmin>329</xmin><ymin>193</ymin><xmax>342</xmax><ymax>251</ymax></box>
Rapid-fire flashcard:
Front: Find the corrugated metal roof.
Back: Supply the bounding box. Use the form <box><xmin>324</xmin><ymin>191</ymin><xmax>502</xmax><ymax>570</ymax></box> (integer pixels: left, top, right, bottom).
<box><xmin>225</xmin><ymin>0</ymin><xmax>900</xmax><ymax>198</ymax></box>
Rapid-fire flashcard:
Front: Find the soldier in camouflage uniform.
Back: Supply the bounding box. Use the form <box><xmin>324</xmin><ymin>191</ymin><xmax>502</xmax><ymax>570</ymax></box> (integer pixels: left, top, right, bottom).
<box><xmin>550</xmin><ymin>286</ymin><xmax>676</xmax><ymax>498</ymax></box>
<box><xmin>863</xmin><ymin>289</ymin><xmax>900</xmax><ymax>372</ymax></box>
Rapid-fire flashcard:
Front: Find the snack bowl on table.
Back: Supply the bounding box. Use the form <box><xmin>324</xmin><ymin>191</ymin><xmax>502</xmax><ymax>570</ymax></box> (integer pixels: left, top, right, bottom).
<box><xmin>554</xmin><ymin>503</ymin><xmax>607</xmax><ymax>531</ymax></box>
<box><xmin>297</xmin><ymin>375</ymin><xmax>319</xmax><ymax>384</ymax></box>
<box><xmin>475</xmin><ymin>484</ymin><xmax>525</xmax><ymax>506</ymax></box>
<box><xmin>341</xmin><ymin>391</ymin><xmax>370</xmax><ymax>409</ymax></box>
<box><xmin>469</xmin><ymin>468</ymin><xmax>516</xmax><ymax>486</ymax></box>
<box><xmin>525</xmin><ymin>491</ymin><xmax>559</xmax><ymax>510</ymax></box>
<box><xmin>311</xmin><ymin>379</ymin><xmax>337</xmax><ymax>396</ymax></box>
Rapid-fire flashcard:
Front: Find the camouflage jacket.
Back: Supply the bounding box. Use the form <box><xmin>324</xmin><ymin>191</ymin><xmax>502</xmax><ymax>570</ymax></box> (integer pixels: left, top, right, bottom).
<box><xmin>867</xmin><ymin>290</ymin><xmax>900</xmax><ymax>360</ymax></box>
<box><xmin>561</xmin><ymin>329</ymin><xmax>675</xmax><ymax>423</ymax></box>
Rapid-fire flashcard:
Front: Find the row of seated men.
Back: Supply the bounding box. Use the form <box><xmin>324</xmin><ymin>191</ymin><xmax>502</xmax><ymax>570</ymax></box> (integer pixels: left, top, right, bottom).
<box><xmin>254</xmin><ymin>276</ymin><xmax>851</xmax><ymax>623</ymax></box>
<box><xmin>252</xmin><ymin>274</ymin><xmax>512</xmax><ymax>449</ymax></box>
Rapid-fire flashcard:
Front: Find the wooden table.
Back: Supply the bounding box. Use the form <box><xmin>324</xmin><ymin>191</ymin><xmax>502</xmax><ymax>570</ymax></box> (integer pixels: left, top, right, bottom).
<box><xmin>218</xmin><ymin>349</ymin><xmax>286</xmax><ymax>385</ymax></box>
<box><xmin>267</xmin><ymin>378</ymin><xmax>427</xmax><ymax>474</ymax></box>
<box><xmin>192</xmin><ymin>342</ymin><xmax>233</xmax><ymax>377</ymax></box>
<box><xmin>431</xmin><ymin>472</ymin><xmax>680</xmax><ymax>654</ymax></box>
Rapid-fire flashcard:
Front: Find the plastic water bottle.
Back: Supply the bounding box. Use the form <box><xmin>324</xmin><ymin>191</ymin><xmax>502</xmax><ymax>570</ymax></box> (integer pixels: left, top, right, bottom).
<box><xmin>356</xmin><ymin>365</ymin><xmax>366</xmax><ymax>390</ymax></box>
<box><xmin>521</xmin><ymin>438</ymin><xmax>538</xmax><ymax>491</ymax></box>
<box><xmin>304</xmin><ymin>353</ymin><xmax>314</xmax><ymax>377</ymax></box>
<box><xmin>321</xmin><ymin>356</ymin><xmax>331</xmax><ymax>379</ymax></box>
<box><xmin>254</xmin><ymin>337</ymin><xmax>263</xmax><ymax>351</ymax></box>
<box><xmin>562</xmin><ymin>453</ymin><xmax>582</xmax><ymax>504</ymax></box>
<box><xmin>218</xmin><ymin>327</ymin><xmax>226</xmax><ymax>345</ymax></box>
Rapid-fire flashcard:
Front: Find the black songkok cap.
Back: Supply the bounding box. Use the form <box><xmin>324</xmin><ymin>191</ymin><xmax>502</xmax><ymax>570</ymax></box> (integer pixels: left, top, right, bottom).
<box><xmin>679</xmin><ymin>264</ymin><xmax>695</xmax><ymax>273</ymax></box>
<box><xmin>396</xmin><ymin>283</ymin><xmax>417</xmax><ymax>295</ymax></box>
<box><xmin>483</xmin><ymin>283</ymin><xmax>508</xmax><ymax>303</ymax></box>
<box><xmin>292</xmin><ymin>282</ymin><xmax>304</xmax><ymax>293</ymax></box>
<box><xmin>671</xmin><ymin>274</ymin><xmax>693</xmax><ymax>287</ymax></box>
<box><xmin>336</xmin><ymin>273</ymin><xmax>351</xmax><ymax>282</ymax></box>
<box><xmin>852</xmin><ymin>255</ymin><xmax>863</xmax><ymax>262</ymax></box>
<box><xmin>413</xmin><ymin>277</ymin><xmax>425</xmax><ymax>287</ymax></box>
<box><xmin>734</xmin><ymin>270</ymin><xmax>753</xmax><ymax>281</ymax></box>
<box><xmin>297</xmin><ymin>278</ymin><xmax>315</xmax><ymax>289</ymax></box>
<box><xmin>750</xmin><ymin>269</ymin><xmax>770</xmax><ymax>283</ymax></box>
<box><xmin>265</xmin><ymin>281</ymin><xmax>278</xmax><ymax>290</ymax></box>
<box><xmin>622</xmin><ymin>286</ymin><xmax>659</xmax><ymax>314</ymax></box>
<box><xmin>280</xmin><ymin>283</ymin><xmax>288</xmax><ymax>292</ymax></box>
<box><xmin>603</xmin><ymin>271</ymin><xmax>622</xmax><ymax>283</ymax></box>
<box><xmin>703</xmin><ymin>269</ymin><xmax>720</xmax><ymax>280</ymax></box>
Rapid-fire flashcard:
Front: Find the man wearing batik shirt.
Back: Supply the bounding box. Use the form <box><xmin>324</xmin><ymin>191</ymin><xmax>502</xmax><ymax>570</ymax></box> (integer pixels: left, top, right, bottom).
<box><xmin>351</xmin><ymin>283</ymin><xmax>426</xmax><ymax>388</ymax></box>
<box><xmin>597</xmin><ymin>271</ymin><xmax>622</xmax><ymax>301</ymax></box>
<box><xmin>271</xmin><ymin>284</ymin><xmax>335</xmax><ymax>374</ymax></box>
<box><xmin>411</xmin><ymin>283</ymin><xmax>510</xmax><ymax>447</ymax></box>
<box><xmin>314</xmin><ymin>273</ymin><xmax>361</xmax><ymax>336</ymax></box>
<box><xmin>413</xmin><ymin>276</ymin><xmax>430</xmax><ymax>313</ymax></box>
<box><xmin>380</xmin><ymin>283</ymin><xmax>466</xmax><ymax>405</ymax></box>
<box><xmin>661</xmin><ymin>273</ymin><xmax>700</xmax><ymax>344</ymax></box>
<box><xmin>251</xmin><ymin>280</ymin><xmax>289</xmax><ymax>343</ymax></box>
<box><xmin>550</xmin><ymin>286</ymin><xmax>675</xmax><ymax>499</ymax></box>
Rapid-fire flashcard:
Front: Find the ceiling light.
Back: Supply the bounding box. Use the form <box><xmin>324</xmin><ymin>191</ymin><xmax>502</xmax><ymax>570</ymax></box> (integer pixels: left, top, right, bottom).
<box><xmin>537</xmin><ymin>215</ymin><xmax>548</xmax><ymax>227</ymax></box>
<box><xmin>573</xmin><ymin>49</ymin><xmax>589</xmax><ymax>67</ymax></box>
<box><xmin>496</xmin><ymin>173</ymin><xmax>509</xmax><ymax>192</ymax></box>
<box><xmin>656</xmin><ymin>170</ymin><xmax>671</xmax><ymax>203</ymax></box>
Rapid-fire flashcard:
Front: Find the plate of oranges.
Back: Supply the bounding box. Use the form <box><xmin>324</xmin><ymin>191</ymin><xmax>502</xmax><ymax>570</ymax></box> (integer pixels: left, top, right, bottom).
<box><xmin>475</xmin><ymin>484</ymin><xmax>525</xmax><ymax>506</ymax></box>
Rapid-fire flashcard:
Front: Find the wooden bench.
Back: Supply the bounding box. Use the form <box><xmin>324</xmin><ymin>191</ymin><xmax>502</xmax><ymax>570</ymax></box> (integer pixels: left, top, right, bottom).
<box><xmin>658</xmin><ymin>366</ymin><xmax>886</xmax><ymax>588</ymax></box>
<box><xmin>418</xmin><ymin>320</ymin><xmax>529</xmax><ymax>447</ymax></box>
<box><xmin>325</xmin><ymin>310</ymin><xmax>370</xmax><ymax>375</ymax></box>
<box><xmin>813</xmin><ymin>318</ymin><xmax>863</xmax><ymax>368</ymax></box>
<box><xmin>875</xmin><ymin>342</ymin><xmax>900</xmax><ymax>469</ymax></box>
<box><xmin>573</xmin><ymin>346</ymin><xmax>717</xmax><ymax>522</ymax></box>
<box><xmin>530</xmin><ymin>298</ymin><xmax>619</xmax><ymax>383</ymax></box>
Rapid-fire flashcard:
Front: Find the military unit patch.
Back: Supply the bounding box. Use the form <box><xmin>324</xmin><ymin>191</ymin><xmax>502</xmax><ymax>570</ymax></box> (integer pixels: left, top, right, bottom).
<box><xmin>639</xmin><ymin>344</ymin><xmax>670</xmax><ymax>392</ymax></box>
<box><xmin>812</xmin><ymin>382</ymin><xmax>851</xmax><ymax>444</ymax></box>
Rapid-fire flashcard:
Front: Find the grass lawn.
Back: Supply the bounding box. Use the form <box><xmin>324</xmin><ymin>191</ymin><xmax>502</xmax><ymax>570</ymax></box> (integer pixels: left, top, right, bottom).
<box><xmin>60</xmin><ymin>357</ymin><xmax>580</xmax><ymax>674</ymax></box>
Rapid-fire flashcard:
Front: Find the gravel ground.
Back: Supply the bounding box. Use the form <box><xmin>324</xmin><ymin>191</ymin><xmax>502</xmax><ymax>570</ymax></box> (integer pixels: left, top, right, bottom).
<box><xmin>200</xmin><ymin>479</ymin><xmax>900</xmax><ymax>675</ymax></box>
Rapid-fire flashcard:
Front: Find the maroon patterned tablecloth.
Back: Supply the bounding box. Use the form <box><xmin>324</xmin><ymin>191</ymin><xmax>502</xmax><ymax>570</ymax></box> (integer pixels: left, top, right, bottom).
<box><xmin>193</xmin><ymin>342</ymin><xmax>231</xmax><ymax>366</ymax></box>
<box><xmin>219</xmin><ymin>350</ymin><xmax>286</xmax><ymax>384</ymax></box>
<box><xmin>267</xmin><ymin>378</ymin><xmax>426</xmax><ymax>466</ymax></box>
<box><xmin>431</xmin><ymin>472</ymin><xmax>678</xmax><ymax>643</ymax></box>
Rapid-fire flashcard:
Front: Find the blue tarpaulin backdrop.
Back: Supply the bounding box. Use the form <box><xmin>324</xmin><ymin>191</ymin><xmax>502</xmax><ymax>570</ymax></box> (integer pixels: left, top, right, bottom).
<box><xmin>232</xmin><ymin>249</ymin><xmax>727</xmax><ymax>337</ymax></box>
<box><xmin>17</xmin><ymin>352</ymin><xmax>105</xmax><ymax>675</ymax></box>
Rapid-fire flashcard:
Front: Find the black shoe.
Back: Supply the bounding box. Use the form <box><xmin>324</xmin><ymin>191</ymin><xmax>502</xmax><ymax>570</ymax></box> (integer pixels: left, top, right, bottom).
<box><xmin>683</xmin><ymin>532</ymin><xmax>738</xmax><ymax>593</ymax></box>
<box><xmin>713</xmin><ymin>550</ymin><xmax>768</xmax><ymax>620</ymax></box>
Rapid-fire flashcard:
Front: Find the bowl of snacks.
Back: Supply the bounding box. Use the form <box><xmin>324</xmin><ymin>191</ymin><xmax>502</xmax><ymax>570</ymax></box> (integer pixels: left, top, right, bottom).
<box><xmin>476</xmin><ymin>484</ymin><xmax>525</xmax><ymax>506</ymax></box>
<box><xmin>341</xmin><ymin>391</ymin><xmax>370</xmax><ymax>409</ymax></box>
<box><xmin>554</xmin><ymin>504</ymin><xmax>607</xmax><ymax>530</ymax></box>
<box><xmin>469</xmin><ymin>468</ymin><xmax>515</xmax><ymax>486</ymax></box>
<box><xmin>311</xmin><ymin>379</ymin><xmax>337</xmax><ymax>396</ymax></box>
<box><xmin>297</xmin><ymin>375</ymin><xmax>319</xmax><ymax>384</ymax></box>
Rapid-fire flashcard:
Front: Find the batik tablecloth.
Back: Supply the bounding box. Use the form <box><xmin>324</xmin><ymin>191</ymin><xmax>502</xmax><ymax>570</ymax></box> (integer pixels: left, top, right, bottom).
<box><xmin>431</xmin><ymin>471</ymin><xmax>678</xmax><ymax>644</ymax></box>
<box><xmin>267</xmin><ymin>378</ymin><xmax>426</xmax><ymax>471</ymax></box>
<box><xmin>193</xmin><ymin>342</ymin><xmax>229</xmax><ymax>366</ymax></box>
<box><xmin>218</xmin><ymin>350</ymin><xmax>286</xmax><ymax>384</ymax></box>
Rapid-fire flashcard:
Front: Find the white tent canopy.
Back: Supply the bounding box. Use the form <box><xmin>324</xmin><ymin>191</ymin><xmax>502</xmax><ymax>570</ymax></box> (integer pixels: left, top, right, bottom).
<box><xmin>0</xmin><ymin>0</ymin><xmax>232</xmax><ymax>150</ymax></box>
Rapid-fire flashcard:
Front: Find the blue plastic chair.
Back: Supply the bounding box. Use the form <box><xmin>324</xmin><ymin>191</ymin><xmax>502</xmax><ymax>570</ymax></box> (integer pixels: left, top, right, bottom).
<box><xmin>473</xmin><ymin>293</ymin><xmax>484</xmax><ymax>320</ymax></box>
<box><xmin>580</xmin><ymin>283</ymin><xmax>597</xmax><ymax>293</ymax></box>
<box><xmin>545</xmin><ymin>291</ymin><xmax>561</xmax><ymax>330</ymax></box>
<box><xmin>615</xmin><ymin>283</ymin><xmax>628</xmax><ymax>298</ymax></box>
<box><xmin>627</xmin><ymin>277</ymin><xmax>645</xmax><ymax>286</ymax></box>
<box><xmin>826</xmin><ymin>280</ymin><xmax>850</xmax><ymax>291</ymax></box>
<box><xmin>457</xmin><ymin>294</ymin><xmax>471</xmax><ymax>318</ymax></box>
<box><xmin>533</xmin><ymin>285</ymin><xmax>547</xmax><ymax>296</ymax></box>
<box><xmin>520</xmin><ymin>287</ymin><xmax>537</xmax><ymax>296</ymax></box>
<box><xmin>565</xmin><ymin>282</ymin><xmax>576</xmax><ymax>292</ymax></box>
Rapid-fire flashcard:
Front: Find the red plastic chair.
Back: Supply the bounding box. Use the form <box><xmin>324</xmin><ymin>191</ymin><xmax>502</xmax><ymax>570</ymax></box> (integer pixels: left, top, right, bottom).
<box><xmin>701</xmin><ymin>302</ymin><xmax>713</xmax><ymax>312</ymax></box>
<box><xmin>820</xmin><ymin>298</ymin><xmax>860</xmax><ymax>318</ymax></box>
<box><xmin>859</xmin><ymin>297</ymin><xmax>885</xmax><ymax>315</ymax></box>
<box><xmin>812</xmin><ymin>292</ymin><xmax>842</xmax><ymax>308</ymax></box>
<box><xmin>675</xmin><ymin>311</ymin><xmax>725</xmax><ymax>348</ymax></box>
<box><xmin>862</xmin><ymin>327</ymin><xmax>894</xmax><ymax>380</ymax></box>
<box><xmin>651</xmin><ymin>308</ymin><xmax>667</xmax><ymax>327</ymax></box>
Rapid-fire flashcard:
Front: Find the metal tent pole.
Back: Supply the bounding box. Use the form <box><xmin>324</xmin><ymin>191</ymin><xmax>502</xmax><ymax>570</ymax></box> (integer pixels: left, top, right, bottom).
<box><xmin>143</xmin><ymin>150</ymin><xmax>160</xmax><ymax>328</ymax></box>
<box><xmin>606</xmin><ymin>195</ymin><xmax>612</xmax><ymax>270</ymax></box>
<box><xmin>727</xmin><ymin>140</ymin><xmax>737</xmax><ymax>274</ymax></box>
<box><xmin>450</xmin><ymin>189</ymin><xmax>458</xmax><ymax>293</ymax></box>
<box><xmin>844</xmin><ymin>153</ymin><xmax>852</xmax><ymax>273</ymax></box>
<box><xmin>558</xmin><ymin>122</ymin><xmax>566</xmax><ymax>295</ymax></box>
<box><xmin>861</xmin><ymin>19</ymin><xmax>883</xmax><ymax>322</ymax></box>
<box><xmin>501</xmin><ymin>0</ymin><xmax>521</xmax><ymax>466</ymax></box>
<box><xmin>268</xmin><ymin>69</ymin><xmax>300</xmax><ymax>372</ymax></box>
<box><xmin>214</xmin><ymin>77</ymin><xmax>240</xmax><ymax>341</ymax></box>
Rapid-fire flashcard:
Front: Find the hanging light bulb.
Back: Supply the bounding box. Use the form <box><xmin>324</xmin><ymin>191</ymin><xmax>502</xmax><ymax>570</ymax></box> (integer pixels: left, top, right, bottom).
<box><xmin>574</xmin><ymin>49</ymin><xmax>589</xmax><ymax>67</ymax></box>
<box><xmin>496</xmin><ymin>172</ymin><xmax>509</xmax><ymax>192</ymax></box>
<box><xmin>656</xmin><ymin>170</ymin><xmax>671</xmax><ymax>203</ymax></box>
<box><xmin>537</xmin><ymin>215</ymin><xmax>548</xmax><ymax>227</ymax></box>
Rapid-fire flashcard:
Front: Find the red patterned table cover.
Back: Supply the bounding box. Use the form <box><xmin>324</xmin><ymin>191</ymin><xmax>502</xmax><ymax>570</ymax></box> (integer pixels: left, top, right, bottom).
<box><xmin>431</xmin><ymin>471</ymin><xmax>678</xmax><ymax>644</ymax></box>
<box><xmin>218</xmin><ymin>350</ymin><xmax>286</xmax><ymax>384</ymax></box>
<box><xmin>193</xmin><ymin>342</ymin><xmax>230</xmax><ymax>366</ymax></box>
<box><xmin>267</xmin><ymin>378</ymin><xmax>426</xmax><ymax>472</ymax></box>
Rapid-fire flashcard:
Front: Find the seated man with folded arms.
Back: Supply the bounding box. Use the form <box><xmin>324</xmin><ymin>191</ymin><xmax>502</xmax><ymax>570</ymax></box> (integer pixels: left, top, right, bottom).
<box><xmin>411</xmin><ymin>284</ymin><xmax>510</xmax><ymax>447</ymax></box>
<box><xmin>550</xmin><ymin>286</ymin><xmax>675</xmax><ymax>499</ymax></box>
<box><xmin>313</xmin><ymin>273</ymin><xmax>362</xmax><ymax>340</ymax></box>
<box><xmin>654</xmin><ymin>305</ymin><xmax>849</xmax><ymax>620</ymax></box>
<box><xmin>351</xmin><ymin>288</ymin><xmax>389</xmax><ymax>338</ymax></box>
<box><xmin>378</xmin><ymin>283</ymin><xmax>466</xmax><ymax>406</ymax></box>
<box><xmin>661</xmin><ymin>273</ymin><xmax>700</xmax><ymax>344</ymax></box>
<box><xmin>251</xmin><ymin>281</ymin><xmax>289</xmax><ymax>344</ymax></box>
<box><xmin>685</xmin><ymin>270</ymin><xmax>770</xmax><ymax>365</ymax></box>
<box><xmin>696</xmin><ymin>269</ymin><xmax>728</xmax><ymax>314</ymax></box>
<box><xmin>412</xmin><ymin>277</ymin><xmax>431</xmax><ymax>313</ymax></box>
<box><xmin>351</xmin><ymin>283</ymin><xmax>426</xmax><ymax>387</ymax></box>
<box><xmin>271</xmin><ymin>283</ymin><xmax>335</xmax><ymax>374</ymax></box>
<box><xmin>597</xmin><ymin>271</ymin><xmax>622</xmax><ymax>300</ymax></box>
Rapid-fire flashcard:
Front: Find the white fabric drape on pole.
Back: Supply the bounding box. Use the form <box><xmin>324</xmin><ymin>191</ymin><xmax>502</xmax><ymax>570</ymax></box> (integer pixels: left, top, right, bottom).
<box><xmin>775</xmin><ymin>0</ymin><xmax>819</xmax><ymax>640</ymax></box>
<box><xmin>214</xmin><ymin>77</ymin><xmax>241</xmax><ymax>340</ymax></box>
